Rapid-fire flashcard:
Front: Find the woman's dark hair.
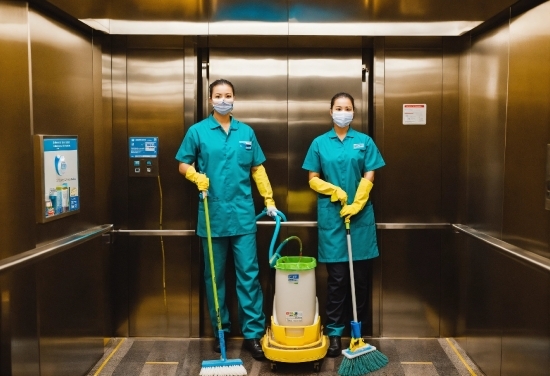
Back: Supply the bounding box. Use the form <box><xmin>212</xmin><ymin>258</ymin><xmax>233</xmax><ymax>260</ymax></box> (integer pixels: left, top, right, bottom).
<box><xmin>209</xmin><ymin>79</ymin><xmax>235</xmax><ymax>98</ymax></box>
<box><xmin>330</xmin><ymin>92</ymin><xmax>355</xmax><ymax>109</ymax></box>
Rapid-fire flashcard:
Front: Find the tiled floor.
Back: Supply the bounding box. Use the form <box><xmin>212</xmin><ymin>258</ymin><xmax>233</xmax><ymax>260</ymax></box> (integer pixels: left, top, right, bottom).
<box><xmin>87</xmin><ymin>337</ymin><xmax>484</xmax><ymax>376</ymax></box>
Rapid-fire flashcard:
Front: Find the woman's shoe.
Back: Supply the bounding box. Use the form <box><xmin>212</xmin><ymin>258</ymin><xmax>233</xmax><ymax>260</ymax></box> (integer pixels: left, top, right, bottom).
<box><xmin>326</xmin><ymin>336</ymin><xmax>342</xmax><ymax>357</ymax></box>
<box><xmin>243</xmin><ymin>338</ymin><xmax>265</xmax><ymax>360</ymax></box>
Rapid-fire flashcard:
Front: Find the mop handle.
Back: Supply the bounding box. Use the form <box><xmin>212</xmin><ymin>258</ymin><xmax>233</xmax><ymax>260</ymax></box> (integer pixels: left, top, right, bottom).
<box><xmin>203</xmin><ymin>193</ymin><xmax>222</xmax><ymax>331</ymax></box>
<box><xmin>345</xmin><ymin>219</ymin><xmax>358</xmax><ymax>323</ymax></box>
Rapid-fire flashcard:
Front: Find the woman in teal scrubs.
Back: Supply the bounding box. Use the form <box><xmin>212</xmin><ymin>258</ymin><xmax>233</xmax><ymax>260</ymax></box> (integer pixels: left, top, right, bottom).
<box><xmin>302</xmin><ymin>92</ymin><xmax>385</xmax><ymax>357</ymax></box>
<box><xmin>176</xmin><ymin>79</ymin><xmax>277</xmax><ymax>360</ymax></box>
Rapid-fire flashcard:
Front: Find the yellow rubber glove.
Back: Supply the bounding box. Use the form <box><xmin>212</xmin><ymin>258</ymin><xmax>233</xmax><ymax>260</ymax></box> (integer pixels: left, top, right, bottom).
<box><xmin>340</xmin><ymin>178</ymin><xmax>373</xmax><ymax>218</ymax></box>
<box><xmin>252</xmin><ymin>165</ymin><xmax>277</xmax><ymax>215</ymax></box>
<box><xmin>309</xmin><ymin>177</ymin><xmax>348</xmax><ymax>205</ymax></box>
<box><xmin>185</xmin><ymin>165</ymin><xmax>209</xmax><ymax>191</ymax></box>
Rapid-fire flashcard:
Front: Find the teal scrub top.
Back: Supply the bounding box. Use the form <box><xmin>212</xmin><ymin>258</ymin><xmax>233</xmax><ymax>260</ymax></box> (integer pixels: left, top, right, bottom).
<box><xmin>175</xmin><ymin>115</ymin><xmax>266</xmax><ymax>237</ymax></box>
<box><xmin>302</xmin><ymin>127</ymin><xmax>385</xmax><ymax>262</ymax></box>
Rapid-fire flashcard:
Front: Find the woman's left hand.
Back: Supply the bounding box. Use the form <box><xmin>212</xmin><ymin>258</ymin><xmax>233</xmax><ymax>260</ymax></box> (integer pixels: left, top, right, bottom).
<box><xmin>266</xmin><ymin>206</ymin><xmax>278</xmax><ymax>217</ymax></box>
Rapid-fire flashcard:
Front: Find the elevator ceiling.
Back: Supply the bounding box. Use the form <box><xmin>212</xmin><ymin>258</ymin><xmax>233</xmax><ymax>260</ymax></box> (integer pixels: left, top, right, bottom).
<box><xmin>43</xmin><ymin>0</ymin><xmax>518</xmax><ymax>35</ymax></box>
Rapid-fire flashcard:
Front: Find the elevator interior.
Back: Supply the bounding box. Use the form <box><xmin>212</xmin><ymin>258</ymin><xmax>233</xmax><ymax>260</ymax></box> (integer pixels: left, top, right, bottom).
<box><xmin>1</xmin><ymin>0</ymin><xmax>550</xmax><ymax>375</ymax></box>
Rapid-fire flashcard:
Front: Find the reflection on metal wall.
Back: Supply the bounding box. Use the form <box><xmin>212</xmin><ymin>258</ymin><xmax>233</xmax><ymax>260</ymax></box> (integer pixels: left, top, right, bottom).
<box><xmin>120</xmin><ymin>37</ymin><xmax>200</xmax><ymax>337</ymax></box>
<box><xmin>468</xmin><ymin>26</ymin><xmax>509</xmax><ymax>238</ymax></box>
<box><xmin>29</xmin><ymin>8</ymin><xmax>96</xmax><ymax>240</ymax></box>
<box><xmin>0</xmin><ymin>1</ymin><xmax>35</xmax><ymax>260</ymax></box>
<box><xmin>0</xmin><ymin>0</ymin><xmax>38</xmax><ymax>353</ymax></box>
<box><xmin>454</xmin><ymin>3</ymin><xmax>550</xmax><ymax>374</ymax></box>
<box><xmin>379</xmin><ymin>42</ymin><xmax>443</xmax><ymax>223</ymax></box>
<box><xmin>504</xmin><ymin>1</ymin><xmax>550</xmax><ymax>257</ymax></box>
<box><xmin>48</xmin><ymin>0</ymin><xmax>521</xmax><ymax>36</ymax></box>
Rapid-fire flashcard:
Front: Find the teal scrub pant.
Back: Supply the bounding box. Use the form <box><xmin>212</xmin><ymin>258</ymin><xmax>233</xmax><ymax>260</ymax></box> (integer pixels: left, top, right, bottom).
<box><xmin>201</xmin><ymin>233</ymin><xmax>266</xmax><ymax>339</ymax></box>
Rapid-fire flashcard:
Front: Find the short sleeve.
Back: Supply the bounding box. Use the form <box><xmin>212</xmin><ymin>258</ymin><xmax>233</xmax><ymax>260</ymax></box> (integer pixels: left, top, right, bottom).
<box><xmin>363</xmin><ymin>137</ymin><xmax>385</xmax><ymax>172</ymax></box>
<box><xmin>175</xmin><ymin>127</ymin><xmax>198</xmax><ymax>164</ymax></box>
<box><xmin>302</xmin><ymin>139</ymin><xmax>321</xmax><ymax>173</ymax></box>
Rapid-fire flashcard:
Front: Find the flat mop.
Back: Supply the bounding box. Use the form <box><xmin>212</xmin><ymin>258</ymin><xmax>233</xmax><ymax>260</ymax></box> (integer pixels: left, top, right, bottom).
<box><xmin>338</xmin><ymin>217</ymin><xmax>388</xmax><ymax>376</ymax></box>
<box><xmin>200</xmin><ymin>193</ymin><xmax>247</xmax><ymax>376</ymax></box>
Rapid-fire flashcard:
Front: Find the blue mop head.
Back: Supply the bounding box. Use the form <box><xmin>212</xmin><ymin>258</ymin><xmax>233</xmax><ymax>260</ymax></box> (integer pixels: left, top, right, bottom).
<box><xmin>200</xmin><ymin>330</ymin><xmax>247</xmax><ymax>375</ymax></box>
<box><xmin>338</xmin><ymin>322</ymin><xmax>388</xmax><ymax>376</ymax></box>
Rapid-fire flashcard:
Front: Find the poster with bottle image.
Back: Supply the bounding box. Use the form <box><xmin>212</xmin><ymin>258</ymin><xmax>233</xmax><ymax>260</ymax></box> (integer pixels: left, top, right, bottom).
<box><xmin>34</xmin><ymin>135</ymin><xmax>80</xmax><ymax>223</ymax></box>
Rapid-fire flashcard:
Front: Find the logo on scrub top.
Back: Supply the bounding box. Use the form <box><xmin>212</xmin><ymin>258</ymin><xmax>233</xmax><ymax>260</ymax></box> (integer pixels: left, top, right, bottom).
<box><xmin>54</xmin><ymin>155</ymin><xmax>67</xmax><ymax>176</ymax></box>
<box><xmin>353</xmin><ymin>143</ymin><xmax>365</xmax><ymax>149</ymax></box>
<box><xmin>239</xmin><ymin>141</ymin><xmax>252</xmax><ymax>150</ymax></box>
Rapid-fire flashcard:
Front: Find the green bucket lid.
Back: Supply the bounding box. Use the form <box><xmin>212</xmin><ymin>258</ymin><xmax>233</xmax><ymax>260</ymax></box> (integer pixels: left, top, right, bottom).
<box><xmin>275</xmin><ymin>256</ymin><xmax>316</xmax><ymax>271</ymax></box>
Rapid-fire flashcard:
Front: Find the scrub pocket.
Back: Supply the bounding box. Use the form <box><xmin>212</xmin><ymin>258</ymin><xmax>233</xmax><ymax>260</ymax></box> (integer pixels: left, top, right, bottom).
<box><xmin>237</xmin><ymin>143</ymin><xmax>254</xmax><ymax>167</ymax></box>
<box><xmin>317</xmin><ymin>199</ymin><xmax>341</xmax><ymax>230</ymax></box>
<box><xmin>353</xmin><ymin>202</ymin><xmax>375</xmax><ymax>228</ymax></box>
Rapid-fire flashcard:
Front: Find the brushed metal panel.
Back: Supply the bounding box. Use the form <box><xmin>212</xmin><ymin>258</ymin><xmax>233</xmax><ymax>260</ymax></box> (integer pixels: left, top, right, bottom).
<box><xmin>93</xmin><ymin>32</ymin><xmax>112</xmax><ymax>225</ymax></box>
<box><xmin>111</xmin><ymin>0</ymin><xmax>208</xmax><ymax>21</ymax></box>
<box><xmin>46</xmin><ymin>0</ymin><xmax>521</xmax><ymax>35</ymax></box>
<box><xmin>503</xmin><ymin>1</ymin><xmax>550</xmax><ymax>258</ymax></box>
<box><xmin>29</xmin><ymin>9</ymin><xmax>96</xmax><ymax>242</ymax></box>
<box><xmin>37</xmin><ymin>239</ymin><xmax>107</xmax><ymax>376</ymax></box>
<box><xmin>45</xmin><ymin>0</ymin><xmax>110</xmax><ymax>19</ymax></box>
<box><xmin>1</xmin><ymin>268</ymin><xmax>40</xmax><ymax>376</ymax></box>
<box><xmin>209</xmin><ymin>0</ymin><xmax>288</xmax><ymax>35</ymax></box>
<box><xmin>0</xmin><ymin>1</ymin><xmax>36</xmax><ymax>260</ymax></box>
<box><xmin>288</xmin><ymin>47</ymin><xmax>362</xmax><ymax>221</ymax></box>
<box><xmin>380</xmin><ymin>230</ymin><xmax>441</xmax><ymax>337</ymax></box>
<box><xmin>457</xmin><ymin>36</ymin><xmax>471</xmax><ymax>225</ymax></box>
<box><xmin>500</xmin><ymin>257</ymin><xmax>550</xmax><ymax>376</ymax></box>
<box><xmin>380</xmin><ymin>48</ymin><xmax>443</xmax><ymax>223</ymax></box>
<box><xmin>126</xmin><ymin>46</ymin><xmax>194</xmax><ymax>337</ymax></box>
<box><xmin>467</xmin><ymin>24</ymin><xmax>509</xmax><ymax>238</ymax></box>
<box><xmin>184</xmin><ymin>37</ymin><xmax>201</xmax><ymax>337</ymax></box>
<box><xmin>463</xmin><ymin>238</ymin><xmax>503</xmax><ymax>376</ymax></box>
<box><xmin>111</xmin><ymin>35</ymin><xmax>130</xmax><ymax>337</ymax></box>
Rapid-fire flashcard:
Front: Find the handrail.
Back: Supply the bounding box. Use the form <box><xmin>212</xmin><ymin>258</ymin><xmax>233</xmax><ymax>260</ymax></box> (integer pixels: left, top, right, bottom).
<box><xmin>377</xmin><ymin>223</ymin><xmax>450</xmax><ymax>229</ymax></box>
<box><xmin>256</xmin><ymin>221</ymin><xmax>450</xmax><ymax>229</ymax></box>
<box><xmin>112</xmin><ymin>229</ymin><xmax>195</xmax><ymax>236</ymax></box>
<box><xmin>112</xmin><ymin>222</ymin><xmax>451</xmax><ymax>231</ymax></box>
<box><xmin>453</xmin><ymin>224</ymin><xmax>550</xmax><ymax>272</ymax></box>
<box><xmin>0</xmin><ymin>224</ymin><xmax>113</xmax><ymax>274</ymax></box>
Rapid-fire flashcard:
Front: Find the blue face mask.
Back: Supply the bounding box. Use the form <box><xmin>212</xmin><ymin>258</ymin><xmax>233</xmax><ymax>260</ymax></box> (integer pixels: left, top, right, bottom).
<box><xmin>332</xmin><ymin>111</ymin><xmax>354</xmax><ymax>127</ymax></box>
<box><xmin>213</xmin><ymin>100</ymin><xmax>233</xmax><ymax>115</ymax></box>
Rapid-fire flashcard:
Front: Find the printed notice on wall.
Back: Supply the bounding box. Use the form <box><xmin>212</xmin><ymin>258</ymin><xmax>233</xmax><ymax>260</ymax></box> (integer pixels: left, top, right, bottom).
<box><xmin>403</xmin><ymin>104</ymin><xmax>427</xmax><ymax>125</ymax></box>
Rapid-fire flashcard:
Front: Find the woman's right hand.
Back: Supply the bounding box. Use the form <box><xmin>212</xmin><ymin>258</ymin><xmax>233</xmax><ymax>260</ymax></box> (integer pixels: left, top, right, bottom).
<box><xmin>184</xmin><ymin>165</ymin><xmax>209</xmax><ymax>191</ymax></box>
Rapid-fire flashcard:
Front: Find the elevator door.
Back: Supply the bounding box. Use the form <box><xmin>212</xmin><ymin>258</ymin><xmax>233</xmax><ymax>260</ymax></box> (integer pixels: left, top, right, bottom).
<box><xmin>204</xmin><ymin>44</ymin><xmax>364</xmax><ymax>337</ymax></box>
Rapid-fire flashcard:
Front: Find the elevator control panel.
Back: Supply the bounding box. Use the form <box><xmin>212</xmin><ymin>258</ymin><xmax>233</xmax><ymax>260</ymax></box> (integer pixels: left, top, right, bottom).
<box><xmin>129</xmin><ymin>137</ymin><xmax>159</xmax><ymax>177</ymax></box>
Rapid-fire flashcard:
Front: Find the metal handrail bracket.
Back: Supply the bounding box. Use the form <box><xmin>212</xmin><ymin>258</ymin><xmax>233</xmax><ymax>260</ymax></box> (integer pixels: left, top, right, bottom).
<box><xmin>453</xmin><ymin>224</ymin><xmax>550</xmax><ymax>272</ymax></box>
<box><xmin>0</xmin><ymin>224</ymin><xmax>113</xmax><ymax>274</ymax></box>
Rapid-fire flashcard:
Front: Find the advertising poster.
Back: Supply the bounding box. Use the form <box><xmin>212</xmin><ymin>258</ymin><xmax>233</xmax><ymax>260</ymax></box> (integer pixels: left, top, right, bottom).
<box><xmin>36</xmin><ymin>136</ymin><xmax>80</xmax><ymax>222</ymax></box>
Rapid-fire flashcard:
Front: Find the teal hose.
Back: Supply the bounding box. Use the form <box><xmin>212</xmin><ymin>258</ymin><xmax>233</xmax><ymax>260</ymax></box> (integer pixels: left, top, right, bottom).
<box><xmin>255</xmin><ymin>209</ymin><xmax>302</xmax><ymax>267</ymax></box>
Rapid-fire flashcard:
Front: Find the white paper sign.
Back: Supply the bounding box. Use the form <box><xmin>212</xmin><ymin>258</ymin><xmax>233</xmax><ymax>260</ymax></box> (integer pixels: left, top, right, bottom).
<box><xmin>403</xmin><ymin>104</ymin><xmax>427</xmax><ymax>125</ymax></box>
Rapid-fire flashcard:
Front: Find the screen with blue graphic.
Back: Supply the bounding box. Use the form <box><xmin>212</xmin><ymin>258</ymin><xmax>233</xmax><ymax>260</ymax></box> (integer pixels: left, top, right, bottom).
<box><xmin>129</xmin><ymin>137</ymin><xmax>158</xmax><ymax>158</ymax></box>
<box><xmin>35</xmin><ymin>135</ymin><xmax>80</xmax><ymax>223</ymax></box>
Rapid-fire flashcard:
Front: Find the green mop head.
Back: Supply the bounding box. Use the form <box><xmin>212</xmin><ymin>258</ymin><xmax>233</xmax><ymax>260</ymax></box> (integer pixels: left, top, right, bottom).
<box><xmin>200</xmin><ymin>331</ymin><xmax>247</xmax><ymax>375</ymax></box>
<box><xmin>338</xmin><ymin>322</ymin><xmax>388</xmax><ymax>376</ymax></box>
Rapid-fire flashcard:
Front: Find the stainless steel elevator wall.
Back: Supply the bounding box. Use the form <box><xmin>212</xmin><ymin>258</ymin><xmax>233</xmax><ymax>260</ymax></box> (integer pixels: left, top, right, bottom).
<box><xmin>374</xmin><ymin>38</ymin><xmax>446</xmax><ymax>338</ymax></box>
<box><xmin>110</xmin><ymin>36</ymin><xmax>202</xmax><ymax>338</ymax></box>
<box><xmin>0</xmin><ymin>4</ymin><xmax>112</xmax><ymax>375</ymax></box>
<box><xmin>452</xmin><ymin>2</ymin><xmax>550</xmax><ymax>374</ymax></box>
